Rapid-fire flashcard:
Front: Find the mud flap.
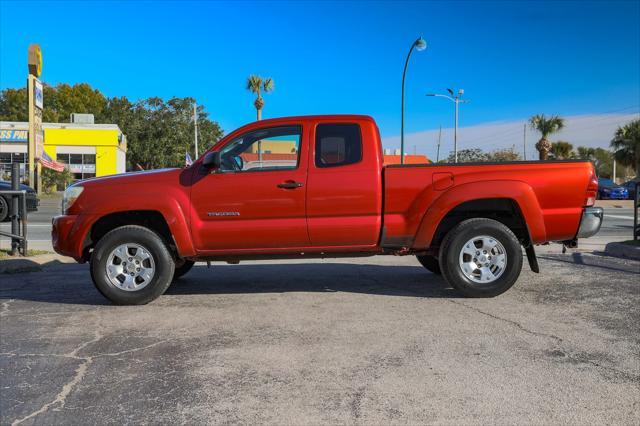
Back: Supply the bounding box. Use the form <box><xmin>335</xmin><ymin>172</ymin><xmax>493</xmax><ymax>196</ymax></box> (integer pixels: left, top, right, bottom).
<box><xmin>525</xmin><ymin>244</ymin><xmax>539</xmax><ymax>273</ymax></box>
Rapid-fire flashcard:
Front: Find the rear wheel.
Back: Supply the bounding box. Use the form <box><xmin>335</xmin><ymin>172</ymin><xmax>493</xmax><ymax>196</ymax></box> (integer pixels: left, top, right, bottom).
<box><xmin>439</xmin><ymin>218</ymin><xmax>522</xmax><ymax>298</ymax></box>
<box><xmin>416</xmin><ymin>254</ymin><xmax>441</xmax><ymax>274</ymax></box>
<box><xmin>90</xmin><ymin>225</ymin><xmax>175</xmax><ymax>305</ymax></box>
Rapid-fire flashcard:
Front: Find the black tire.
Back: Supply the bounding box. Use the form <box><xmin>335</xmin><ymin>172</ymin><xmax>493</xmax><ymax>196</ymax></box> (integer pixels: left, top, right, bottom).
<box><xmin>416</xmin><ymin>254</ymin><xmax>441</xmax><ymax>274</ymax></box>
<box><xmin>173</xmin><ymin>259</ymin><xmax>195</xmax><ymax>280</ymax></box>
<box><xmin>439</xmin><ymin>218</ymin><xmax>523</xmax><ymax>298</ymax></box>
<box><xmin>0</xmin><ymin>196</ymin><xmax>8</xmax><ymax>222</ymax></box>
<box><xmin>90</xmin><ymin>225</ymin><xmax>175</xmax><ymax>305</ymax></box>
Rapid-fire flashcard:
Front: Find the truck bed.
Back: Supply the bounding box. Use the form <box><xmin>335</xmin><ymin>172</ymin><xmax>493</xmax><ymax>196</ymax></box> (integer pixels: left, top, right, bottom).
<box><xmin>382</xmin><ymin>160</ymin><xmax>595</xmax><ymax>249</ymax></box>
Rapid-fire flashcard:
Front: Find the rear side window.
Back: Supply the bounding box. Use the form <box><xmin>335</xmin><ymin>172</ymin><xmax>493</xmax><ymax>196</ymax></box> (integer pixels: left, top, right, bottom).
<box><xmin>315</xmin><ymin>123</ymin><xmax>362</xmax><ymax>168</ymax></box>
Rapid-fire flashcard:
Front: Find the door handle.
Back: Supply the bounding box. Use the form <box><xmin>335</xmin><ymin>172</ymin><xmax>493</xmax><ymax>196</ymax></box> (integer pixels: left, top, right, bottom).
<box><xmin>277</xmin><ymin>181</ymin><xmax>303</xmax><ymax>189</ymax></box>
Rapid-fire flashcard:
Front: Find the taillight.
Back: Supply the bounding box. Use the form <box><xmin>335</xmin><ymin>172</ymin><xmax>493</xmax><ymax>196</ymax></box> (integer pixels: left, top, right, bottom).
<box><xmin>585</xmin><ymin>172</ymin><xmax>598</xmax><ymax>206</ymax></box>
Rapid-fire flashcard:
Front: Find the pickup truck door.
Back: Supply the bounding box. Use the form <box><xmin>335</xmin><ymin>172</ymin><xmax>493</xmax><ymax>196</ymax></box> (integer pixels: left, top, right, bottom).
<box><xmin>306</xmin><ymin>122</ymin><xmax>383</xmax><ymax>247</ymax></box>
<box><xmin>189</xmin><ymin>125</ymin><xmax>309</xmax><ymax>251</ymax></box>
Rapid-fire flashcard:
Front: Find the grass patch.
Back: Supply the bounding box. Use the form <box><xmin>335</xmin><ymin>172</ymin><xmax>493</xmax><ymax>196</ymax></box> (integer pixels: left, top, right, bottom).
<box><xmin>0</xmin><ymin>249</ymin><xmax>52</xmax><ymax>259</ymax></box>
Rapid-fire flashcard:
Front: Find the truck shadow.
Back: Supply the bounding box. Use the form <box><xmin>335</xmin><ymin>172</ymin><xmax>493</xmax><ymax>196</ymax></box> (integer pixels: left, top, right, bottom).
<box><xmin>165</xmin><ymin>263</ymin><xmax>458</xmax><ymax>299</ymax></box>
<box><xmin>0</xmin><ymin>262</ymin><xmax>457</xmax><ymax>306</ymax></box>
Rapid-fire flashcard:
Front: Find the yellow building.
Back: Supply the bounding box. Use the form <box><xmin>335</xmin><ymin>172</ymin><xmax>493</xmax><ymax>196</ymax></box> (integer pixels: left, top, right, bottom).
<box><xmin>0</xmin><ymin>117</ymin><xmax>126</xmax><ymax>182</ymax></box>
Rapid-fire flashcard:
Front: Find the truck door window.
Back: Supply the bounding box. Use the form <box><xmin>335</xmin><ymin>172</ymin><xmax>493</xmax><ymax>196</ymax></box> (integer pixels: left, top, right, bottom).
<box><xmin>315</xmin><ymin>123</ymin><xmax>362</xmax><ymax>168</ymax></box>
<box><xmin>219</xmin><ymin>125</ymin><xmax>301</xmax><ymax>172</ymax></box>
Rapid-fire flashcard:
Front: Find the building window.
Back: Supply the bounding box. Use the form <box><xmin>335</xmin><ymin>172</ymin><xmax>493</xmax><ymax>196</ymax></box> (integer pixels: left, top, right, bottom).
<box><xmin>55</xmin><ymin>152</ymin><xmax>97</xmax><ymax>181</ymax></box>
<box><xmin>315</xmin><ymin>123</ymin><xmax>362</xmax><ymax>168</ymax></box>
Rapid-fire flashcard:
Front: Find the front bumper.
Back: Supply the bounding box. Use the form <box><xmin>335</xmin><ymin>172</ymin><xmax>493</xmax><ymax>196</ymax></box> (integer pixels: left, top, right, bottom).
<box><xmin>52</xmin><ymin>214</ymin><xmax>89</xmax><ymax>261</ymax></box>
<box><xmin>576</xmin><ymin>207</ymin><xmax>603</xmax><ymax>238</ymax></box>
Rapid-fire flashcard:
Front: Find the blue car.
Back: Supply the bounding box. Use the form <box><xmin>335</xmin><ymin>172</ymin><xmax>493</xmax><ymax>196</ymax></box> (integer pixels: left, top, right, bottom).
<box><xmin>621</xmin><ymin>180</ymin><xmax>638</xmax><ymax>199</ymax></box>
<box><xmin>597</xmin><ymin>178</ymin><xmax>629</xmax><ymax>200</ymax></box>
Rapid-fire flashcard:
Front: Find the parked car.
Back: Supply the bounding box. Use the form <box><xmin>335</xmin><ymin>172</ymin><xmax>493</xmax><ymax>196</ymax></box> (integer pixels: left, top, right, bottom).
<box><xmin>52</xmin><ymin>115</ymin><xmax>603</xmax><ymax>305</ymax></box>
<box><xmin>0</xmin><ymin>180</ymin><xmax>39</xmax><ymax>222</ymax></box>
<box><xmin>597</xmin><ymin>178</ymin><xmax>629</xmax><ymax>200</ymax></box>
<box><xmin>621</xmin><ymin>180</ymin><xmax>638</xmax><ymax>199</ymax></box>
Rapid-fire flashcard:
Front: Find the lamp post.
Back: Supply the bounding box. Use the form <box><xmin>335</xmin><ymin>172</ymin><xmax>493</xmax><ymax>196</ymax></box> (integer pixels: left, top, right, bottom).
<box><xmin>400</xmin><ymin>37</ymin><xmax>427</xmax><ymax>164</ymax></box>
<box><xmin>426</xmin><ymin>89</ymin><xmax>469</xmax><ymax>163</ymax></box>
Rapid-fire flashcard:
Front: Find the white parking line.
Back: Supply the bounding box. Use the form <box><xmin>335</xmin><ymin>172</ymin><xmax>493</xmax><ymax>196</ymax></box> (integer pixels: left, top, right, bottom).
<box><xmin>604</xmin><ymin>215</ymin><xmax>634</xmax><ymax>220</ymax></box>
<box><xmin>0</xmin><ymin>223</ymin><xmax>52</xmax><ymax>227</ymax></box>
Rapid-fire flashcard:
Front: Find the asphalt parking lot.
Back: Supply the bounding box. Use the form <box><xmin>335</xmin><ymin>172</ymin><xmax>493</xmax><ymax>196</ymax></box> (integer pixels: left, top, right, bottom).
<box><xmin>1</xmin><ymin>251</ymin><xmax>638</xmax><ymax>425</ymax></box>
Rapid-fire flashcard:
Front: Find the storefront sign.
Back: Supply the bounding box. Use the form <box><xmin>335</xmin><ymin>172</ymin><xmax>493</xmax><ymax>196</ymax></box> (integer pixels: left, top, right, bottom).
<box><xmin>28</xmin><ymin>44</ymin><xmax>43</xmax><ymax>77</ymax></box>
<box><xmin>35</xmin><ymin>79</ymin><xmax>43</xmax><ymax>109</ymax></box>
<box><xmin>0</xmin><ymin>130</ymin><xmax>28</xmax><ymax>142</ymax></box>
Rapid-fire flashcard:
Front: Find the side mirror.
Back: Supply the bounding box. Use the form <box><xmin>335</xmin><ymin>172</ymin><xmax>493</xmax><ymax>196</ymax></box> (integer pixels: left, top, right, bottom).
<box><xmin>202</xmin><ymin>151</ymin><xmax>221</xmax><ymax>171</ymax></box>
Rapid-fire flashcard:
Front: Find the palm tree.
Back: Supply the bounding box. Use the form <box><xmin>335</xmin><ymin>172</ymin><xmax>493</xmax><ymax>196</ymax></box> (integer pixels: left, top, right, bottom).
<box><xmin>611</xmin><ymin>119</ymin><xmax>640</xmax><ymax>177</ymax></box>
<box><xmin>529</xmin><ymin>114</ymin><xmax>565</xmax><ymax>160</ymax></box>
<box><xmin>246</xmin><ymin>75</ymin><xmax>274</xmax><ymax>121</ymax></box>
<box><xmin>550</xmin><ymin>141</ymin><xmax>574</xmax><ymax>159</ymax></box>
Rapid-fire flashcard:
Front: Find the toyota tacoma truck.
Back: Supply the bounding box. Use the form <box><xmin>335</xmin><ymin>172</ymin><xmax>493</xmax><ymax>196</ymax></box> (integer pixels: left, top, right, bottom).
<box><xmin>52</xmin><ymin>115</ymin><xmax>603</xmax><ymax>305</ymax></box>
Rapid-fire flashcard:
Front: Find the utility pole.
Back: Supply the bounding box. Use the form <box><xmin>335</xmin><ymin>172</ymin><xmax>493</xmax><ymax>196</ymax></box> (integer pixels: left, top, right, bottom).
<box><xmin>612</xmin><ymin>158</ymin><xmax>617</xmax><ymax>184</ymax></box>
<box><xmin>523</xmin><ymin>123</ymin><xmax>527</xmax><ymax>161</ymax></box>
<box><xmin>436</xmin><ymin>125</ymin><xmax>442</xmax><ymax>162</ymax></box>
<box><xmin>193</xmin><ymin>103</ymin><xmax>199</xmax><ymax>158</ymax></box>
<box><xmin>426</xmin><ymin>89</ymin><xmax>468</xmax><ymax>163</ymax></box>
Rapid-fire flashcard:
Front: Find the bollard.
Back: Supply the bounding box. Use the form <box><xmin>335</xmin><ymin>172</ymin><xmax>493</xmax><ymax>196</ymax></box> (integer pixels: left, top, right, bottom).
<box><xmin>10</xmin><ymin>162</ymin><xmax>20</xmax><ymax>255</ymax></box>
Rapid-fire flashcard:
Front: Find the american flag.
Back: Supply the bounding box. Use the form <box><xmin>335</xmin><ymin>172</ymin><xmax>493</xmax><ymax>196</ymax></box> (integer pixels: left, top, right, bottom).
<box><xmin>185</xmin><ymin>152</ymin><xmax>193</xmax><ymax>167</ymax></box>
<box><xmin>40</xmin><ymin>151</ymin><xmax>66</xmax><ymax>172</ymax></box>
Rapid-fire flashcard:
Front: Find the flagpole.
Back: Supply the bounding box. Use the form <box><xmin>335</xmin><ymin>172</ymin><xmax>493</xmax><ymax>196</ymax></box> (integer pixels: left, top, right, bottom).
<box><xmin>193</xmin><ymin>103</ymin><xmax>199</xmax><ymax>159</ymax></box>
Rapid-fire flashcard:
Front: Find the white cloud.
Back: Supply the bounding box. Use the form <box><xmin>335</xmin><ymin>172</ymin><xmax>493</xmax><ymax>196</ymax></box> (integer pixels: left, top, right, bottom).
<box><xmin>383</xmin><ymin>112</ymin><xmax>640</xmax><ymax>161</ymax></box>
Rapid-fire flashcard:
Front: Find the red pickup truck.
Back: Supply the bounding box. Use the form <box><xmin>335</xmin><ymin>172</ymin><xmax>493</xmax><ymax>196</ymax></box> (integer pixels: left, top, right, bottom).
<box><xmin>52</xmin><ymin>115</ymin><xmax>603</xmax><ymax>305</ymax></box>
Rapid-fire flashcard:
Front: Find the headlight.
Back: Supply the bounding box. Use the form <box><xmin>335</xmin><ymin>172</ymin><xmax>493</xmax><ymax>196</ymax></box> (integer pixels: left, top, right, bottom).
<box><xmin>62</xmin><ymin>186</ymin><xmax>84</xmax><ymax>214</ymax></box>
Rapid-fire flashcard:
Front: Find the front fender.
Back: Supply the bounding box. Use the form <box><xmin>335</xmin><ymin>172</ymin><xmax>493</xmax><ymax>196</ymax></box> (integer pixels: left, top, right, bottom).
<box><xmin>412</xmin><ymin>180</ymin><xmax>547</xmax><ymax>249</ymax></box>
<box><xmin>74</xmin><ymin>190</ymin><xmax>196</xmax><ymax>258</ymax></box>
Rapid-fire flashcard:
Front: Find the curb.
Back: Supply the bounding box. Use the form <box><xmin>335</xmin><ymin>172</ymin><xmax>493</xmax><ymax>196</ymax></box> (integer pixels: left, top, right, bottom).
<box><xmin>604</xmin><ymin>242</ymin><xmax>640</xmax><ymax>261</ymax></box>
<box><xmin>0</xmin><ymin>253</ymin><xmax>75</xmax><ymax>274</ymax></box>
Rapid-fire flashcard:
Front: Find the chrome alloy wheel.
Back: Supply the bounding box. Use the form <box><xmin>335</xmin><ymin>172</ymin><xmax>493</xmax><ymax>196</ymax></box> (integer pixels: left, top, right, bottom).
<box><xmin>105</xmin><ymin>243</ymin><xmax>156</xmax><ymax>291</ymax></box>
<box><xmin>458</xmin><ymin>235</ymin><xmax>507</xmax><ymax>284</ymax></box>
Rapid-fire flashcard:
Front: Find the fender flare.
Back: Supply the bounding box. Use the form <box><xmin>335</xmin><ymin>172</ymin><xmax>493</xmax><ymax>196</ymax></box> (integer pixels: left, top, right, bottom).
<box><xmin>412</xmin><ymin>180</ymin><xmax>547</xmax><ymax>249</ymax></box>
<box><xmin>84</xmin><ymin>195</ymin><xmax>196</xmax><ymax>258</ymax></box>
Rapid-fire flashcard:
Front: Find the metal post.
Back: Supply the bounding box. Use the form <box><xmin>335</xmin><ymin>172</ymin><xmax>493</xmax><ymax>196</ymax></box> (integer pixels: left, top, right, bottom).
<box><xmin>454</xmin><ymin>97</ymin><xmax>459</xmax><ymax>163</ymax></box>
<box><xmin>193</xmin><ymin>103</ymin><xmax>199</xmax><ymax>159</ymax></box>
<box><xmin>400</xmin><ymin>44</ymin><xmax>416</xmax><ymax>165</ymax></box>
<box><xmin>523</xmin><ymin>123</ymin><xmax>527</xmax><ymax>161</ymax></box>
<box><xmin>10</xmin><ymin>162</ymin><xmax>20</xmax><ymax>255</ymax></box>
<box><xmin>436</xmin><ymin>125</ymin><xmax>442</xmax><ymax>162</ymax></box>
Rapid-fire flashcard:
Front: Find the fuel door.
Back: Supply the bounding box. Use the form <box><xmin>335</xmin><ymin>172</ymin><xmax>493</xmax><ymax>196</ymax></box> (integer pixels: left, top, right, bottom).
<box><xmin>432</xmin><ymin>172</ymin><xmax>454</xmax><ymax>191</ymax></box>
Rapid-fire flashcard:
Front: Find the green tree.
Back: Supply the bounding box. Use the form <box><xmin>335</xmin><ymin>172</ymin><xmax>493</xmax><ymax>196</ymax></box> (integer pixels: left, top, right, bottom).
<box><xmin>0</xmin><ymin>83</ymin><xmax>107</xmax><ymax>122</ymax></box>
<box><xmin>246</xmin><ymin>75</ymin><xmax>274</xmax><ymax>121</ymax></box>
<box><xmin>549</xmin><ymin>141</ymin><xmax>574</xmax><ymax>159</ymax></box>
<box><xmin>611</xmin><ymin>119</ymin><xmax>640</xmax><ymax>177</ymax></box>
<box><xmin>487</xmin><ymin>147</ymin><xmax>521</xmax><ymax>162</ymax></box>
<box><xmin>41</xmin><ymin>167</ymin><xmax>73</xmax><ymax>193</ymax></box>
<box><xmin>529</xmin><ymin>114</ymin><xmax>565</xmax><ymax>160</ymax></box>
<box><xmin>576</xmin><ymin>146</ymin><xmax>613</xmax><ymax>178</ymax></box>
<box><xmin>447</xmin><ymin>148</ymin><xmax>488</xmax><ymax>163</ymax></box>
<box><xmin>1</xmin><ymin>83</ymin><xmax>224</xmax><ymax>170</ymax></box>
<box><xmin>105</xmin><ymin>96</ymin><xmax>223</xmax><ymax>170</ymax></box>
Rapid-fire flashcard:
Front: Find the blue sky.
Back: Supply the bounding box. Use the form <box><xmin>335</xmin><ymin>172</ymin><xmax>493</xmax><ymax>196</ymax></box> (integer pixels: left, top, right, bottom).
<box><xmin>1</xmin><ymin>0</ymin><xmax>639</xmax><ymax>156</ymax></box>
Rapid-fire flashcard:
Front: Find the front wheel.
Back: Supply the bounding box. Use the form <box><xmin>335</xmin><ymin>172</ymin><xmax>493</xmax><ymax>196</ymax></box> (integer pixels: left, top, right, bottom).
<box><xmin>90</xmin><ymin>225</ymin><xmax>175</xmax><ymax>305</ymax></box>
<box><xmin>439</xmin><ymin>218</ymin><xmax>523</xmax><ymax>298</ymax></box>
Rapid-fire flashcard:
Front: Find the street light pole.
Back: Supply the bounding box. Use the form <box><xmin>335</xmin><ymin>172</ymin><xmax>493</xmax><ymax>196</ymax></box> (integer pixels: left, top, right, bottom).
<box><xmin>426</xmin><ymin>89</ymin><xmax>468</xmax><ymax>163</ymax></box>
<box><xmin>401</xmin><ymin>37</ymin><xmax>427</xmax><ymax>165</ymax></box>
